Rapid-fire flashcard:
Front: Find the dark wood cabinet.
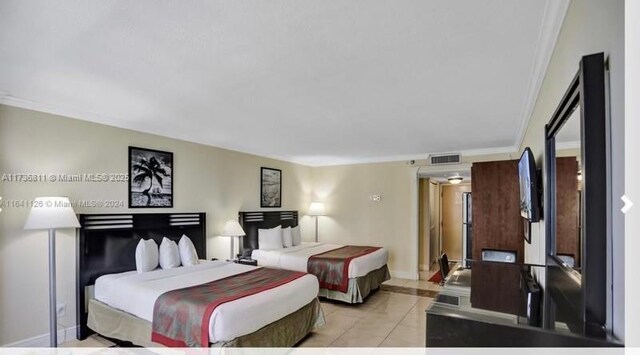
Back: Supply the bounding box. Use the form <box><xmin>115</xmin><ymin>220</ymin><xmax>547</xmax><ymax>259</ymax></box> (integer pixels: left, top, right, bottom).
<box><xmin>470</xmin><ymin>160</ymin><xmax>524</xmax><ymax>262</ymax></box>
<box><xmin>470</xmin><ymin>159</ymin><xmax>524</xmax><ymax>314</ymax></box>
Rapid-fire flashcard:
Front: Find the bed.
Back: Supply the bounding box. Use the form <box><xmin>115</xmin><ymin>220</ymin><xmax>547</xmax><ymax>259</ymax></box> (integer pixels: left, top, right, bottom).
<box><xmin>240</xmin><ymin>211</ymin><xmax>390</xmax><ymax>303</ymax></box>
<box><xmin>76</xmin><ymin>213</ymin><xmax>324</xmax><ymax>347</ymax></box>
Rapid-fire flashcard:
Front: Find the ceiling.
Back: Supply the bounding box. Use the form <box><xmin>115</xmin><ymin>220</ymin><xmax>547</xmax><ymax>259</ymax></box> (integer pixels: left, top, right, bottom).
<box><xmin>0</xmin><ymin>0</ymin><xmax>568</xmax><ymax>166</ymax></box>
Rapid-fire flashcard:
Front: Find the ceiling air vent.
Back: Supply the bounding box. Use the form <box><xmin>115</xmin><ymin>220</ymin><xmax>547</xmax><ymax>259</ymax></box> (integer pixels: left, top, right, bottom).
<box><xmin>429</xmin><ymin>153</ymin><xmax>462</xmax><ymax>165</ymax></box>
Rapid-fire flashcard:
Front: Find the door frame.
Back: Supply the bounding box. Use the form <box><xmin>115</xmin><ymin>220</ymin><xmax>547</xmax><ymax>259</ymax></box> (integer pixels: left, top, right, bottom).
<box><xmin>439</xmin><ymin>182</ymin><xmax>471</xmax><ymax>263</ymax></box>
<box><xmin>416</xmin><ymin>164</ymin><xmax>471</xmax><ymax>276</ymax></box>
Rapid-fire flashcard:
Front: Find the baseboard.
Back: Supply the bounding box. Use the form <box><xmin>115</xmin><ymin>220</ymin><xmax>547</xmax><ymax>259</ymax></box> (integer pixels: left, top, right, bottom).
<box><xmin>3</xmin><ymin>326</ymin><xmax>77</xmax><ymax>347</ymax></box>
<box><xmin>390</xmin><ymin>270</ymin><xmax>418</xmax><ymax>280</ymax></box>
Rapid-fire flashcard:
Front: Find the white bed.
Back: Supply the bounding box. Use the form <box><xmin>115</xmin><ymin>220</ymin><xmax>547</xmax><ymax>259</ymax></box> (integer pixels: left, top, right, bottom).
<box><xmin>94</xmin><ymin>260</ymin><xmax>319</xmax><ymax>343</ymax></box>
<box><xmin>251</xmin><ymin>242</ymin><xmax>388</xmax><ymax>277</ymax></box>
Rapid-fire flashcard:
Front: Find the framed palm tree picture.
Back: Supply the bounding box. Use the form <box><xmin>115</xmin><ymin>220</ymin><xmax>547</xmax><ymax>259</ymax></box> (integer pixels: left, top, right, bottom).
<box><xmin>129</xmin><ymin>146</ymin><xmax>173</xmax><ymax>208</ymax></box>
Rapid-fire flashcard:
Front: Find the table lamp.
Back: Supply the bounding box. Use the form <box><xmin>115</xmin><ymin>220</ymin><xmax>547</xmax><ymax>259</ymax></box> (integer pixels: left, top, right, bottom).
<box><xmin>221</xmin><ymin>220</ymin><xmax>246</xmax><ymax>260</ymax></box>
<box><xmin>308</xmin><ymin>202</ymin><xmax>326</xmax><ymax>242</ymax></box>
<box><xmin>24</xmin><ymin>197</ymin><xmax>80</xmax><ymax>347</ymax></box>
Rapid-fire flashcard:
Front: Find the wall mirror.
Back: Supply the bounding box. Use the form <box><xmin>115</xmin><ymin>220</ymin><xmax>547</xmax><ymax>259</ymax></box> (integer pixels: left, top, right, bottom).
<box><xmin>544</xmin><ymin>53</ymin><xmax>608</xmax><ymax>337</ymax></box>
<box><xmin>553</xmin><ymin>107</ymin><xmax>582</xmax><ymax>273</ymax></box>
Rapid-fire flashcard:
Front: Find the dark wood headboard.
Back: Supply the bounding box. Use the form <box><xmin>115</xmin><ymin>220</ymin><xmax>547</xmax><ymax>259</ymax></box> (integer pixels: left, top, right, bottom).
<box><xmin>76</xmin><ymin>212</ymin><xmax>206</xmax><ymax>340</ymax></box>
<box><xmin>238</xmin><ymin>211</ymin><xmax>298</xmax><ymax>256</ymax></box>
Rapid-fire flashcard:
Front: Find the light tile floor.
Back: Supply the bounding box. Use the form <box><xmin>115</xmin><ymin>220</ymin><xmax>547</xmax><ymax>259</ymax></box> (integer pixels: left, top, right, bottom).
<box><xmin>298</xmin><ymin>278</ymin><xmax>435</xmax><ymax>347</ymax></box>
<box><xmin>62</xmin><ymin>278</ymin><xmax>433</xmax><ymax>348</ymax></box>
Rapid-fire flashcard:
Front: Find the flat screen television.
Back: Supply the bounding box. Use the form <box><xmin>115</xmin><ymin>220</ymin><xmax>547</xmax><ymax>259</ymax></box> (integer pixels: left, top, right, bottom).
<box><xmin>518</xmin><ymin>147</ymin><xmax>540</xmax><ymax>222</ymax></box>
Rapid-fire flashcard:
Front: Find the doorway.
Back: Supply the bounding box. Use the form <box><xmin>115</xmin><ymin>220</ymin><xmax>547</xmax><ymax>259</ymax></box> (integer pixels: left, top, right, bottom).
<box><xmin>418</xmin><ymin>178</ymin><xmax>441</xmax><ymax>272</ymax></box>
<box><xmin>418</xmin><ymin>170</ymin><xmax>471</xmax><ymax>280</ymax></box>
<box><xmin>440</xmin><ymin>183</ymin><xmax>471</xmax><ymax>262</ymax></box>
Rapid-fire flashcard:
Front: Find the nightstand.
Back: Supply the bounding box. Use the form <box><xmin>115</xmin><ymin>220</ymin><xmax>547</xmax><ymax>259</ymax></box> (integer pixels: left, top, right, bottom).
<box><xmin>234</xmin><ymin>258</ymin><xmax>258</xmax><ymax>266</ymax></box>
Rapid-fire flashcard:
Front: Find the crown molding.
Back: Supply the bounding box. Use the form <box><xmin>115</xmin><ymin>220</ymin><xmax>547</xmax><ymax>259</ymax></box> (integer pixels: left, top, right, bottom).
<box><xmin>0</xmin><ymin>95</ymin><xmax>316</xmax><ymax>167</ymax></box>
<box><xmin>0</xmin><ymin>95</ymin><xmax>521</xmax><ymax>167</ymax></box>
<box><xmin>305</xmin><ymin>145</ymin><xmax>519</xmax><ymax>167</ymax></box>
<box><xmin>514</xmin><ymin>0</ymin><xmax>571</xmax><ymax>150</ymax></box>
<box><xmin>0</xmin><ymin>96</ymin><xmax>521</xmax><ymax>167</ymax></box>
<box><xmin>556</xmin><ymin>140</ymin><xmax>581</xmax><ymax>150</ymax></box>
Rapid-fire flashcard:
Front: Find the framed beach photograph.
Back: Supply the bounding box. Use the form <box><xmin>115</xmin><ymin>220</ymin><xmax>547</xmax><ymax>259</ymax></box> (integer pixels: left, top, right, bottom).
<box><xmin>260</xmin><ymin>167</ymin><xmax>282</xmax><ymax>208</ymax></box>
<box><xmin>129</xmin><ymin>146</ymin><xmax>173</xmax><ymax>208</ymax></box>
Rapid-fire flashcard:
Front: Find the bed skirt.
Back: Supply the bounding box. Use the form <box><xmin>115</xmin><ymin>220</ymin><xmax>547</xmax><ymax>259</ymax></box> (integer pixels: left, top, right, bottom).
<box><xmin>317</xmin><ymin>264</ymin><xmax>390</xmax><ymax>303</ymax></box>
<box><xmin>87</xmin><ymin>297</ymin><xmax>325</xmax><ymax>347</ymax></box>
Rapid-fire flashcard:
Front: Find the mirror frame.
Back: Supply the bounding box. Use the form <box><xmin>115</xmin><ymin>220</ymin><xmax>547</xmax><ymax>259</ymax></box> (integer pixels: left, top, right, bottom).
<box><xmin>544</xmin><ymin>53</ymin><xmax>608</xmax><ymax>337</ymax></box>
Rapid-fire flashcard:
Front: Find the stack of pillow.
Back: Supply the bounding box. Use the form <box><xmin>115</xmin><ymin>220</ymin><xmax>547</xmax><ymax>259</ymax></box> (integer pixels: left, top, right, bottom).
<box><xmin>258</xmin><ymin>225</ymin><xmax>302</xmax><ymax>250</ymax></box>
<box><xmin>135</xmin><ymin>235</ymin><xmax>199</xmax><ymax>273</ymax></box>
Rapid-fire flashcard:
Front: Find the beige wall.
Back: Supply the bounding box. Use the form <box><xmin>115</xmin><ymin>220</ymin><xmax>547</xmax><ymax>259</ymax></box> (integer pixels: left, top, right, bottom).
<box><xmin>311</xmin><ymin>161</ymin><xmax>418</xmax><ymax>279</ymax></box>
<box><xmin>517</xmin><ymin>0</ymin><xmax>624</xmax><ymax>340</ymax></box>
<box><xmin>0</xmin><ymin>105</ymin><xmax>314</xmax><ymax>345</ymax></box>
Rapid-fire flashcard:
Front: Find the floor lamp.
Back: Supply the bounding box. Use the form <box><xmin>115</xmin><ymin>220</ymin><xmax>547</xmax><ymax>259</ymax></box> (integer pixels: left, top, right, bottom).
<box><xmin>24</xmin><ymin>197</ymin><xmax>80</xmax><ymax>347</ymax></box>
<box><xmin>308</xmin><ymin>202</ymin><xmax>326</xmax><ymax>242</ymax></box>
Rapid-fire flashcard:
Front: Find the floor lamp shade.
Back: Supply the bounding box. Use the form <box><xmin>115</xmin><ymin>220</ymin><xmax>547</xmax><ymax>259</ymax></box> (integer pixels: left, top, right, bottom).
<box><xmin>23</xmin><ymin>197</ymin><xmax>79</xmax><ymax>347</ymax></box>
<box><xmin>24</xmin><ymin>197</ymin><xmax>80</xmax><ymax>229</ymax></box>
<box><xmin>308</xmin><ymin>202</ymin><xmax>326</xmax><ymax>216</ymax></box>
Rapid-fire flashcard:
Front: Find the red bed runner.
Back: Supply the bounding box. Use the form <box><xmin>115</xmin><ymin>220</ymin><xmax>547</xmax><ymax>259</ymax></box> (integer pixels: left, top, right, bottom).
<box><xmin>307</xmin><ymin>245</ymin><xmax>381</xmax><ymax>293</ymax></box>
<box><xmin>151</xmin><ymin>267</ymin><xmax>306</xmax><ymax>347</ymax></box>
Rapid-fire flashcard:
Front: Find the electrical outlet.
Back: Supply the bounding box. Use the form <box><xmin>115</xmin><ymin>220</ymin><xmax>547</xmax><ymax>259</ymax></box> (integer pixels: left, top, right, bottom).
<box><xmin>371</xmin><ymin>194</ymin><xmax>382</xmax><ymax>202</ymax></box>
<box><xmin>56</xmin><ymin>303</ymin><xmax>66</xmax><ymax>318</ymax></box>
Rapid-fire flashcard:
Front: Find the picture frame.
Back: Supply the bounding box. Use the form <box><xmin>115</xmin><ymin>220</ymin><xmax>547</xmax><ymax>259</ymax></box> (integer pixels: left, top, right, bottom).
<box><xmin>129</xmin><ymin>146</ymin><xmax>173</xmax><ymax>208</ymax></box>
<box><xmin>260</xmin><ymin>167</ymin><xmax>282</xmax><ymax>208</ymax></box>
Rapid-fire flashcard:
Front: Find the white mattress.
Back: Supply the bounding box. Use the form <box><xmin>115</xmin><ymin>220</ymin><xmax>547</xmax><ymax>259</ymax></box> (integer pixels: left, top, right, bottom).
<box><xmin>94</xmin><ymin>260</ymin><xmax>318</xmax><ymax>343</ymax></box>
<box><xmin>251</xmin><ymin>242</ymin><xmax>388</xmax><ymax>279</ymax></box>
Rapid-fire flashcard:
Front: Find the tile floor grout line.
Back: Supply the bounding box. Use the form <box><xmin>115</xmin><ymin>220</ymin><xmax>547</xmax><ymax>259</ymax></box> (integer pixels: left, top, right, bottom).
<box><xmin>326</xmin><ymin>305</ymin><xmax>370</xmax><ymax>347</ymax></box>
<box><xmin>327</xmin><ymin>292</ymin><xmax>398</xmax><ymax>347</ymax></box>
<box><xmin>378</xmin><ymin>300</ymin><xmax>417</xmax><ymax>347</ymax></box>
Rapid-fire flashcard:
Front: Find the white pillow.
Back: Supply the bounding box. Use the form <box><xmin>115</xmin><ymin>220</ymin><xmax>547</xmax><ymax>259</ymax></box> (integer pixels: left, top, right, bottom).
<box><xmin>135</xmin><ymin>239</ymin><xmax>159</xmax><ymax>273</ymax></box>
<box><xmin>178</xmin><ymin>235</ymin><xmax>199</xmax><ymax>266</ymax></box>
<box><xmin>258</xmin><ymin>225</ymin><xmax>284</xmax><ymax>250</ymax></box>
<box><xmin>282</xmin><ymin>227</ymin><xmax>293</xmax><ymax>248</ymax></box>
<box><xmin>159</xmin><ymin>237</ymin><xmax>181</xmax><ymax>269</ymax></box>
<box><xmin>291</xmin><ymin>225</ymin><xmax>302</xmax><ymax>246</ymax></box>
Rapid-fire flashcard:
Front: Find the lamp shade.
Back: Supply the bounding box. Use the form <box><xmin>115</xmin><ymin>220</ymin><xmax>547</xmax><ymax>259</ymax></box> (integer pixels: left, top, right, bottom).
<box><xmin>222</xmin><ymin>220</ymin><xmax>245</xmax><ymax>237</ymax></box>
<box><xmin>24</xmin><ymin>197</ymin><xmax>80</xmax><ymax>230</ymax></box>
<box><xmin>308</xmin><ymin>202</ymin><xmax>326</xmax><ymax>216</ymax></box>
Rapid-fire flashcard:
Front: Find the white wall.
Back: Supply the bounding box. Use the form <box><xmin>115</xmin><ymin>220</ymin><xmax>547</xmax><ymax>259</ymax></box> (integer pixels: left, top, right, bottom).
<box><xmin>0</xmin><ymin>105</ymin><xmax>314</xmax><ymax>345</ymax></box>
<box><xmin>518</xmin><ymin>0</ymin><xmax>624</xmax><ymax>341</ymax></box>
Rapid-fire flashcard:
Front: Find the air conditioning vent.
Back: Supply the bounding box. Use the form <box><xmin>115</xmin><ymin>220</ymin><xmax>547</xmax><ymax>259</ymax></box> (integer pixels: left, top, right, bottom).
<box><xmin>429</xmin><ymin>153</ymin><xmax>461</xmax><ymax>165</ymax></box>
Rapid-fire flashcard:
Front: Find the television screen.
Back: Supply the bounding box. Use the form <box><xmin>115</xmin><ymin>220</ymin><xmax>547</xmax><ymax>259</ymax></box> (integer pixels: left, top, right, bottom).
<box><xmin>518</xmin><ymin>147</ymin><xmax>540</xmax><ymax>222</ymax></box>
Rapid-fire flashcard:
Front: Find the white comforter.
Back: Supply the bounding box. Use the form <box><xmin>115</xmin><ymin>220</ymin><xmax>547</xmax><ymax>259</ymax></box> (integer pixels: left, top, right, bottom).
<box><xmin>251</xmin><ymin>242</ymin><xmax>388</xmax><ymax>279</ymax></box>
<box><xmin>94</xmin><ymin>260</ymin><xmax>318</xmax><ymax>343</ymax></box>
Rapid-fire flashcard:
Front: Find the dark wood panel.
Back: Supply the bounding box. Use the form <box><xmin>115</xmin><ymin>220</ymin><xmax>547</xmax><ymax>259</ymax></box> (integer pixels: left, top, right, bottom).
<box><xmin>470</xmin><ymin>160</ymin><xmax>524</xmax><ymax>314</ymax></box>
<box><xmin>470</xmin><ymin>160</ymin><xmax>524</xmax><ymax>262</ymax></box>
<box><xmin>470</xmin><ymin>261</ymin><xmax>521</xmax><ymax>314</ymax></box>
<box><xmin>555</xmin><ymin>156</ymin><xmax>579</xmax><ymax>266</ymax></box>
